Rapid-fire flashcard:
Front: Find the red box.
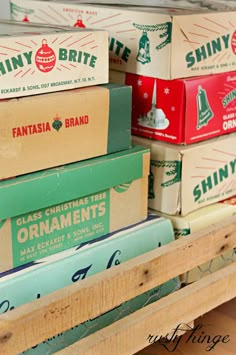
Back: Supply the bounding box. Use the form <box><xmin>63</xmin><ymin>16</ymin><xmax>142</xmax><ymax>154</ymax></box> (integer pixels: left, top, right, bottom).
<box><xmin>110</xmin><ymin>70</ymin><xmax>236</xmax><ymax>144</ymax></box>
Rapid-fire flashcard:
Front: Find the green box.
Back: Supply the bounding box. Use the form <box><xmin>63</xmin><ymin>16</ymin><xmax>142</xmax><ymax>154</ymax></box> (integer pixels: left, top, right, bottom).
<box><xmin>0</xmin><ymin>146</ymin><xmax>150</xmax><ymax>271</ymax></box>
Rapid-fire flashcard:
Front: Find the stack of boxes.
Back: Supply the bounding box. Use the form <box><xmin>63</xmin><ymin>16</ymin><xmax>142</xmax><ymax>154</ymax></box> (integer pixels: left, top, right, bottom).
<box><xmin>108</xmin><ymin>3</ymin><xmax>236</xmax><ymax>283</ymax></box>
<box><xmin>0</xmin><ymin>9</ymin><xmax>180</xmax><ymax>355</ymax></box>
<box><xmin>9</xmin><ymin>0</ymin><xmax>236</xmax><ymax>287</ymax></box>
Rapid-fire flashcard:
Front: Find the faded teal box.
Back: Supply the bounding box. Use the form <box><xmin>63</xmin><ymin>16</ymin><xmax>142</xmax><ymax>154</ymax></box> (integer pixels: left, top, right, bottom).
<box><xmin>0</xmin><ymin>214</ymin><xmax>180</xmax><ymax>354</ymax></box>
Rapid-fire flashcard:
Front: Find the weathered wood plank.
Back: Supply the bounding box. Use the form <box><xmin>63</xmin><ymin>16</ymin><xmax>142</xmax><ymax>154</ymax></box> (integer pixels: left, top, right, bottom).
<box><xmin>0</xmin><ymin>216</ymin><xmax>235</xmax><ymax>355</ymax></box>
<box><xmin>57</xmin><ymin>262</ymin><xmax>236</xmax><ymax>355</ymax></box>
<box><xmin>136</xmin><ymin>299</ymin><xmax>236</xmax><ymax>355</ymax></box>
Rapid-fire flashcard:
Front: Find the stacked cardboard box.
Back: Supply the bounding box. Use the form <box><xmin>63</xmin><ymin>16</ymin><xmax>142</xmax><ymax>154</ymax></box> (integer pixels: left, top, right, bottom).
<box><xmin>60</xmin><ymin>0</ymin><xmax>235</xmax><ymax>11</ymax></box>
<box><xmin>110</xmin><ymin>70</ymin><xmax>236</xmax><ymax>144</ymax></box>
<box><xmin>16</xmin><ymin>0</ymin><xmax>236</xmax><ymax>287</ymax></box>
<box><xmin>0</xmin><ymin>146</ymin><xmax>151</xmax><ymax>270</ymax></box>
<box><xmin>9</xmin><ymin>2</ymin><xmax>236</xmax><ymax>149</ymax></box>
<box><xmin>133</xmin><ymin>133</ymin><xmax>236</xmax><ymax>215</ymax></box>
<box><xmin>0</xmin><ymin>20</ymin><xmax>109</xmax><ymax>98</ymax></box>
<box><xmin>0</xmin><ymin>22</ymin><xmax>152</xmax><ymax>261</ymax></box>
<box><xmin>151</xmin><ymin>196</ymin><xmax>236</xmax><ymax>284</ymax></box>
<box><xmin>10</xmin><ymin>0</ymin><xmax>236</xmax><ymax>79</ymax></box>
<box><xmin>0</xmin><ymin>17</ymin><xmax>180</xmax><ymax>353</ymax></box>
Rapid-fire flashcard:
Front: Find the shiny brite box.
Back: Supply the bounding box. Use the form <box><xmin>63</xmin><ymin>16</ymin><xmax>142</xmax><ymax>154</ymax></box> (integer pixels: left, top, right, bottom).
<box><xmin>10</xmin><ymin>0</ymin><xmax>236</xmax><ymax>79</ymax></box>
<box><xmin>110</xmin><ymin>70</ymin><xmax>236</xmax><ymax>145</ymax></box>
<box><xmin>0</xmin><ymin>20</ymin><xmax>108</xmax><ymax>98</ymax></box>
<box><xmin>133</xmin><ymin>134</ymin><xmax>236</xmax><ymax>216</ymax></box>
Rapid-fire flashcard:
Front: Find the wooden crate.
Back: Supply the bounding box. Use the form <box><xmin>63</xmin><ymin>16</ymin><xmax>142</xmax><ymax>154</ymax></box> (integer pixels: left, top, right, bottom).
<box><xmin>0</xmin><ymin>216</ymin><xmax>236</xmax><ymax>355</ymax></box>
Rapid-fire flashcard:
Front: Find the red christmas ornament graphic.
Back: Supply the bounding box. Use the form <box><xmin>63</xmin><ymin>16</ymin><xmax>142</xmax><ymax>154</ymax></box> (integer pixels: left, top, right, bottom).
<box><xmin>35</xmin><ymin>39</ymin><xmax>56</xmax><ymax>73</ymax></box>
<box><xmin>231</xmin><ymin>30</ymin><xmax>236</xmax><ymax>54</ymax></box>
<box><xmin>74</xmin><ymin>15</ymin><xmax>86</xmax><ymax>28</ymax></box>
<box><xmin>22</xmin><ymin>14</ymin><xmax>30</xmax><ymax>22</ymax></box>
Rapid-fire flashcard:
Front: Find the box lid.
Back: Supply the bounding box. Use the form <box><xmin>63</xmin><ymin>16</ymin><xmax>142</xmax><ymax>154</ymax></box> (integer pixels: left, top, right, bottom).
<box><xmin>10</xmin><ymin>0</ymin><xmax>208</xmax><ymax>16</ymax></box>
<box><xmin>152</xmin><ymin>196</ymin><xmax>236</xmax><ymax>236</ymax></box>
<box><xmin>75</xmin><ymin>0</ymin><xmax>234</xmax><ymax>11</ymax></box>
<box><xmin>0</xmin><ymin>145</ymin><xmax>149</xmax><ymax>220</ymax></box>
<box><xmin>0</xmin><ymin>19</ymin><xmax>103</xmax><ymax>36</ymax></box>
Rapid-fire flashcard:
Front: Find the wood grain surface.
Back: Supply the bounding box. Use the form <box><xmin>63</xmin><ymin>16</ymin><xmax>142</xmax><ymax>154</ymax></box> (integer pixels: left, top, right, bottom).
<box><xmin>137</xmin><ymin>298</ymin><xmax>236</xmax><ymax>355</ymax></box>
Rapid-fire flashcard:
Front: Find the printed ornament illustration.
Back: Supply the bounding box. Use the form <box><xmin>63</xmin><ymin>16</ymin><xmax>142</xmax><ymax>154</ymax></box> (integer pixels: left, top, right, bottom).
<box><xmin>150</xmin><ymin>160</ymin><xmax>181</xmax><ymax>188</ymax></box>
<box><xmin>148</xmin><ymin>167</ymin><xmax>155</xmax><ymax>199</ymax></box>
<box><xmin>133</xmin><ymin>22</ymin><xmax>172</xmax><ymax>65</ymax></box>
<box><xmin>113</xmin><ymin>182</ymin><xmax>132</xmax><ymax>193</ymax></box>
<box><xmin>137</xmin><ymin>31</ymin><xmax>151</xmax><ymax>64</ymax></box>
<box><xmin>35</xmin><ymin>39</ymin><xmax>56</xmax><ymax>73</ymax></box>
<box><xmin>138</xmin><ymin>80</ymin><xmax>170</xmax><ymax>130</ymax></box>
<box><xmin>52</xmin><ymin>115</ymin><xmax>63</xmax><ymax>131</ymax></box>
<box><xmin>22</xmin><ymin>14</ymin><xmax>30</xmax><ymax>22</ymax></box>
<box><xmin>74</xmin><ymin>15</ymin><xmax>86</xmax><ymax>28</ymax></box>
<box><xmin>10</xmin><ymin>2</ymin><xmax>34</xmax><ymax>20</ymax></box>
<box><xmin>174</xmin><ymin>228</ymin><xmax>191</xmax><ymax>238</ymax></box>
<box><xmin>231</xmin><ymin>30</ymin><xmax>236</xmax><ymax>54</ymax></box>
<box><xmin>196</xmin><ymin>85</ymin><xmax>214</xmax><ymax>130</ymax></box>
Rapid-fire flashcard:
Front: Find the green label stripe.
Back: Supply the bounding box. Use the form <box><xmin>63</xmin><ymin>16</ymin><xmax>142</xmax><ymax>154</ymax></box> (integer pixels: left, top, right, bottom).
<box><xmin>174</xmin><ymin>228</ymin><xmax>191</xmax><ymax>237</ymax></box>
<box><xmin>0</xmin><ymin>220</ymin><xmax>6</xmax><ymax>230</ymax></box>
<box><xmin>12</xmin><ymin>190</ymin><xmax>110</xmax><ymax>267</ymax></box>
<box><xmin>106</xmin><ymin>83</ymin><xmax>131</xmax><ymax>154</ymax></box>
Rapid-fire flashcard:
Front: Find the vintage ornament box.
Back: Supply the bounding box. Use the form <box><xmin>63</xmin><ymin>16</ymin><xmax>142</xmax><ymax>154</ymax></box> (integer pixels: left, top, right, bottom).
<box><xmin>0</xmin><ymin>215</ymin><xmax>180</xmax><ymax>354</ymax></box>
<box><xmin>151</xmin><ymin>195</ymin><xmax>236</xmax><ymax>284</ymax></box>
<box><xmin>110</xmin><ymin>70</ymin><xmax>236</xmax><ymax>144</ymax></box>
<box><xmin>132</xmin><ymin>134</ymin><xmax>236</xmax><ymax>216</ymax></box>
<box><xmin>0</xmin><ymin>83</ymin><xmax>131</xmax><ymax>180</ymax></box>
<box><xmin>0</xmin><ymin>145</ymin><xmax>149</xmax><ymax>271</ymax></box>
<box><xmin>0</xmin><ymin>20</ymin><xmax>108</xmax><ymax>99</ymax></box>
<box><xmin>10</xmin><ymin>0</ymin><xmax>236</xmax><ymax>79</ymax></box>
<box><xmin>76</xmin><ymin>0</ymin><xmax>236</xmax><ymax>11</ymax></box>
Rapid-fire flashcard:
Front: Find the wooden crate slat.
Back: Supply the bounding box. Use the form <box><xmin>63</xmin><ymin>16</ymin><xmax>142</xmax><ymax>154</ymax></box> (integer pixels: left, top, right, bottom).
<box><xmin>0</xmin><ymin>216</ymin><xmax>235</xmax><ymax>354</ymax></box>
<box><xmin>56</xmin><ymin>262</ymin><xmax>236</xmax><ymax>355</ymax></box>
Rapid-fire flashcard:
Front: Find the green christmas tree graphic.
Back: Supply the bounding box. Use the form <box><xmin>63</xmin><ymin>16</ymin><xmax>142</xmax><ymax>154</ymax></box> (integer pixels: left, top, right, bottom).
<box><xmin>151</xmin><ymin>160</ymin><xmax>182</xmax><ymax>188</ymax></box>
<box><xmin>10</xmin><ymin>2</ymin><xmax>34</xmax><ymax>19</ymax></box>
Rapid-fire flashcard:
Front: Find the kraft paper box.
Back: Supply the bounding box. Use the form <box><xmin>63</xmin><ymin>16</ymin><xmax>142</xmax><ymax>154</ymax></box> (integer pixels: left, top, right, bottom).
<box><xmin>10</xmin><ymin>1</ymin><xmax>236</xmax><ymax>79</ymax></box>
<box><xmin>0</xmin><ymin>215</ymin><xmax>180</xmax><ymax>354</ymax></box>
<box><xmin>151</xmin><ymin>196</ymin><xmax>236</xmax><ymax>284</ymax></box>
<box><xmin>110</xmin><ymin>70</ymin><xmax>236</xmax><ymax>145</ymax></box>
<box><xmin>76</xmin><ymin>0</ymin><xmax>235</xmax><ymax>11</ymax></box>
<box><xmin>0</xmin><ymin>145</ymin><xmax>149</xmax><ymax>271</ymax></box>
<box><xmin>0</xmin><ymin>83</ymin><xmax>131</xmax><ymax>179</ymax></box>
<box><xmin>132</xmin><ymin>134</ymin><xmax>236</xmax><ymax>216</ymax></box>
<box><xmin>0</xmin><ymin>20</ymin><xmax>108</xmax><ymax>99</ymax></box>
